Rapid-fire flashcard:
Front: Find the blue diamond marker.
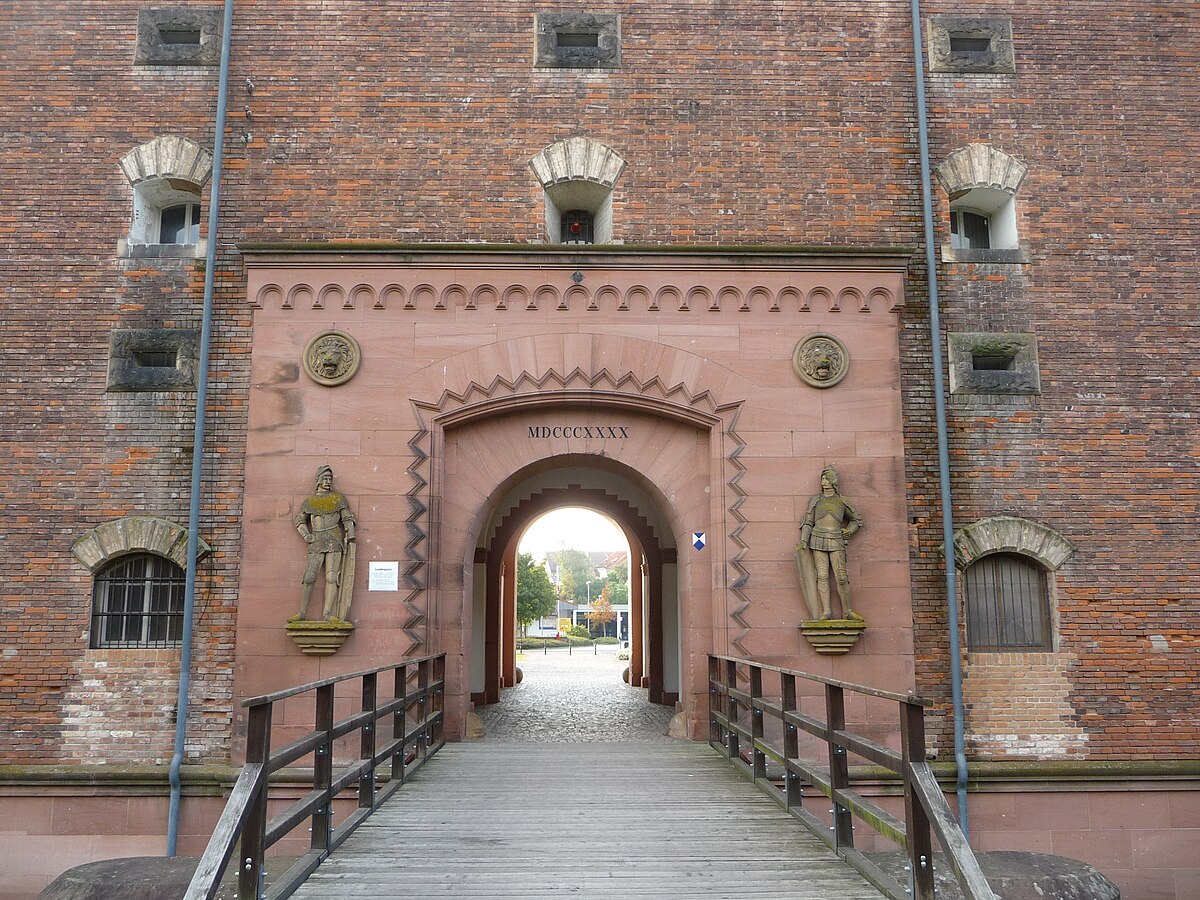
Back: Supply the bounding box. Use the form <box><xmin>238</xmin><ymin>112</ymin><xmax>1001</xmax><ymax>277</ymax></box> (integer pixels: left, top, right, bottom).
<box><xmin>692</xmin><ymin>532</ymin><xmax>706</xmax><ymax>551</ymax></box>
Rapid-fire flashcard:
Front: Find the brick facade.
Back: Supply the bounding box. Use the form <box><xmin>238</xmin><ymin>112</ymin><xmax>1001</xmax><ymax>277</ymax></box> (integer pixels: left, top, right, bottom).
<box><xmin>1</xmin><ymin>2</ymin><xmax>1198</xmax><ymax>896</ymax></box>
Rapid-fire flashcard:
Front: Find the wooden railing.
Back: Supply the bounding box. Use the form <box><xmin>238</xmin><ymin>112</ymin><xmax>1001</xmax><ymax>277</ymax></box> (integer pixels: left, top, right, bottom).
<box><xmin>708</xmin><ymin>655</ymin><xmax>996</xmax><ymax>900</ymax></box>
<box><xmin>185</xmin><ymin>653</ymin><xmax>446</xmax><ymax>900</ymax></box>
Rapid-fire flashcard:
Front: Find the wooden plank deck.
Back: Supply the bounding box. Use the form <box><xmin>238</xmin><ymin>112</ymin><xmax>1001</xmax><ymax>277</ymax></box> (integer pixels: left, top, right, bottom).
<box><xmin>290</xmin><ymin>741</ymin><xmax>885</xmax><ymax>898</ymax></box>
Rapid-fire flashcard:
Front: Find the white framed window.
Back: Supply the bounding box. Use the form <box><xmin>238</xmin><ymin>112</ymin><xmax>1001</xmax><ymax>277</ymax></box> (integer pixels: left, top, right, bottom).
<box><xmin>127</xmin><ymin>180</ymin><xmax>204</xmax><ymax>249</ymax></box>
<box><xmin>118</xmin><ymin>136</ymin><xmax>212</xmax><ymax>258</ymax></box>
<box><xmin>950</xmin><ymin>208</ymin><xmax>990</xmax><ymax>250</ymax></box>
<box><xmin>158</xmin><ymin>200</ymin><xmax>202</xmax><ymax>244</ymax></box>
<box><xmin>949</xmin><ymin>186</ymin><xmax>1017</xmax><ymax>250</ymax></box>
<box><xmin>936</xmin><ymin>145</ymin><xmax>1028</xmax><ymax>262</ymax></box>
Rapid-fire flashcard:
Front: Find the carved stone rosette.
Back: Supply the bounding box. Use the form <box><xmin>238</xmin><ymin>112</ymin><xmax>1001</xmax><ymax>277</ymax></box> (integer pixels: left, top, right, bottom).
<box><xmin>793</xmin><ymin>332</ymin><xmax>850</xmax><ymax>388</ymax></box>
<box><xmin>303</xmin><ymin>330</ymin><xmax>362</xmax><ymax>386</ymax></box>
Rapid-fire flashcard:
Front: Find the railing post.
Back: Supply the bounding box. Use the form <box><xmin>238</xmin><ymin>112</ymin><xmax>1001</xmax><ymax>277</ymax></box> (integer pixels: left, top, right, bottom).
<box><xmin>432</xmin><ymin>654</ymin><xmax>446</xmax><ymax>746</ymax></box>
<box><xmin>725</xmin><ymin>658</ymin><xmax>739</xmax><ymax>762</ymax></box>
<box><xmin>780</xmin><ymin>672</ymin><xmax>802</xmax><ymax>812</ymax></box>
<box><xmin>238</xmin><ymin>702</ymin><xmax>272</xmax><ymax>900</ymax></box>
<box><xmin>749</xmin><ymin>664</ymin><xmax>766</xmax><ymax>780</ymax></box>
<box><xmin>708</xmin><ymin>656</ymin><xmax>721</xmax><ymax>746</ymax></box>
<box><xmin>825</xmin><ymin>684</ymin><xmax>854</xmax><ymax>850</ymax></box>
<box><xmin>418</xmin><ymin>657</ymin><xmax>430</xmax><ymax>762</ymax></box>
<box><xmin>392</xmin><ymin>664</ymin><xmax>408</xmax><ymax>783</ymax></box>
<box><xmin>311</xmin><ymin>684</ymin><xmax>335</xmax><ymax>853</ymax></box>
<box><xmin>902</xmin><ymin>699</ymin><xmax>935</xmax><ymax>900</ymax></box>
<box><xmin>359</xmin><ymin>672</ymin><xmax>378</xmax><ymax>810</ymax></box>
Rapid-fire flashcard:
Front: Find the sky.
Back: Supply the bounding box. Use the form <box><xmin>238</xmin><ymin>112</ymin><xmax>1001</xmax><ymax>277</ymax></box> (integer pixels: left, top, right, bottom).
<box><xmin>518</xmin><ymin>507</ymin><xmax>628</xmax><ymax>560</ymax></box>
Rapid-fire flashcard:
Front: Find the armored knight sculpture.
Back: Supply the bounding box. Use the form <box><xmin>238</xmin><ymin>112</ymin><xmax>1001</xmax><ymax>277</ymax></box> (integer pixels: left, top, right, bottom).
<box><xmin>796</xmin><ymin>466</ymin><xmax>863</xmax><ymax>621</ymax></box>
<box><xmin>291</xmin><ymin>464</ymin><xmax>357</xmax><ymax>622</ymax></box>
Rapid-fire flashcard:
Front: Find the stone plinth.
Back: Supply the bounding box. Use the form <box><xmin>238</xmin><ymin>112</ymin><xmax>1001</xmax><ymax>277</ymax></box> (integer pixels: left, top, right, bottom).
<box><xmin>285</xmin><ymin>619</ymin><xmax>354</xmax><ymax>656</ymax></box>
<box><xmin>799</xmin><ymin>618</ymin><xmax>868</xmax><ymax>655</ymax></box>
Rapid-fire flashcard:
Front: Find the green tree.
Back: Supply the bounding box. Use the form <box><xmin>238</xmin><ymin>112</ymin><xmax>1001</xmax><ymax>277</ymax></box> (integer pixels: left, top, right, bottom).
<box><xmin>553</xmin><ymin>547</ymin><xmax>596</xmax><ymax>606</ymax></box>
<box><xmin>602</xmin><ymin>560</ymin><xmax>629</xmax><ymax>607</ymax></box>
<box><xmin>586</xmin><ymin>584</ymin><xmax>618</xmax><ymax>637</ymax></box>
<box><xmin>516</xmin><ymin>552</ymin><xmax>557</xmax><ymax>634</ymax></box>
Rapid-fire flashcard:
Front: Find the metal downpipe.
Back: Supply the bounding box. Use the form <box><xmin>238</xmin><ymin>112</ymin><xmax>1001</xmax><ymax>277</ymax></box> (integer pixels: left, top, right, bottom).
<box><xmin>167</xmin><ymin>0</ymin><xmax>235</xmax><ymax>856</ymax></box>
<box><xmin>908</xmin><ymin>0</ymin><xmax>970</xmax><ymax>835</ymax></box>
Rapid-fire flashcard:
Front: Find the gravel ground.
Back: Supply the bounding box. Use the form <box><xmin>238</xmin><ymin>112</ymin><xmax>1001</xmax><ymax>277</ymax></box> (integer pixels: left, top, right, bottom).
<box><xmin>475</xmin><ymin>645</ymin><xmax>675</xmax><ymax>742</ymax></box>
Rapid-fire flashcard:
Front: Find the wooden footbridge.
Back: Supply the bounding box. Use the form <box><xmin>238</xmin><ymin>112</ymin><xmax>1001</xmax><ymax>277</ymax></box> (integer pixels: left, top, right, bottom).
<box><xmin>184</xmin><ymin>655</ymin><xmax>996</xmax><ymax>900</ymax></box>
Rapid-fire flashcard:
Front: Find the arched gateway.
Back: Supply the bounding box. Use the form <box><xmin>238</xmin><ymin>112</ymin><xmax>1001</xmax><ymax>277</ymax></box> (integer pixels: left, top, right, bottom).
<box><xmin>232</xmin><ymin>247</ymin><xmax>916</xmax><ymax>743</ymax></box>
<box><xmin>472</xmin><ymin>474</ymin><xmax>679</xmax><ymax>709</ymax></box>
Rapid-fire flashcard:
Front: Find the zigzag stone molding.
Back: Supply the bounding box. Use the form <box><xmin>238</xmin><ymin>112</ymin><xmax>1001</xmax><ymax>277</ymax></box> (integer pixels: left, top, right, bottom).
<box><xmin>72</xmin><ymin>516</ymin><xmax>211</xmax><ymax>572</ymax></box>
<box><xmin>253</xmin><ymin>279</ymin><xmax>900</xmax><ymax>314</ymax></box>
<box><xmin>405</xmin><ymin>367</ymin><xmax>752</xmax><ymax>657</ymax></box>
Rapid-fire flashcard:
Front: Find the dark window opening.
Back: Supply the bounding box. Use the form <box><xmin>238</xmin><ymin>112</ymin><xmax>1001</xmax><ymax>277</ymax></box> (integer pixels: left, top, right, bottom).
<box><xmin>950</xmin><ymin>35</ymin><xmax>991</xmax><ymax>53</ymax></box>
<box><xmin>950</xmin><ymin>209</ymin><xmax>991</xmax><ymax>250</ymax></box>
<box><xmin>159</xmin><ymin>27</ymin><xmax>202</xmax><ymax>45</ymax></box>
<box><xmin>133</xmin><ymin>350</ymin><xmax>179</xmax><ymax>369</ymax></box>
<box><xmin>91</xmin><ymin>554</ymin><xmax>185</xmax><ymax>648</ymax></box>
<box><xmin>966</xmin><ymin>553</ymin><xmax>1051</xmax><ymax>651</ymax></box>
<box><xmin>971</xmin><ymin>354</ymin><xmax>1015</xmax><ymax>372</ymax></box>
<box><xmin>561</xmin><ymin>209</ymin><xmax>595</xmax><ymax>244</ymax></box>
<box><xmin>557</xmin><ymin>32</ymin><xmax>600</xmax><ymax>48</ymax></box>
<box><xmin>534</xmin><ymin>13</ymin><xmax>619</xmax><ymax>69</ymax></box>
<box><xmin>159</xmin><ymin>202</ymin><xmax>201</xmax><ymax>244</ymax></box>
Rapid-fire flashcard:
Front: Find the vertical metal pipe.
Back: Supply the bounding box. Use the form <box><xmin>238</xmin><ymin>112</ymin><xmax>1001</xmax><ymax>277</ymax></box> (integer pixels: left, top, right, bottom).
<box><xmin>167</xmin><ymin>0</ymin><xmax>235</xmax><ymax>856</ymax></box>
<box><xmin>908</xmin><ymin>0</ymin><xmax>970</xmax><ymax>835</ymax></box>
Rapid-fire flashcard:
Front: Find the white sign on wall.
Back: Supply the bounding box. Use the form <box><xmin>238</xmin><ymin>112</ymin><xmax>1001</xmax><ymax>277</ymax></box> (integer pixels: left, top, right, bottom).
<box><xmin>368</xmin><ymin>561</ymin><xmax>400</xmax><ymax>592</ymax></box>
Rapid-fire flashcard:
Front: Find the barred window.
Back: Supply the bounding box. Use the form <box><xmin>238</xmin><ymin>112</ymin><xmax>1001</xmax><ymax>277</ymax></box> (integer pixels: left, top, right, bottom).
<box><xmin>965</xmin><ymin>553</ymin><xmax>1051</xmax><ymax>651</ymax></box>
<box><xmin>561</xmin><ymin>209</ymin><xmax>595</xmax><ymax>244</ymax></box>
<box><xmin>91</xmin><ymin>554</ymin><xmax>185</xmax><ymax>648</ymax></box>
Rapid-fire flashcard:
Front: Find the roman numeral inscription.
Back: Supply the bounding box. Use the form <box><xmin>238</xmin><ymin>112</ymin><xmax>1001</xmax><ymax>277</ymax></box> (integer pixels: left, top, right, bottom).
<box><xmin>527</xmin><ymin>425</ymin><xmax>630</xmax><ymax>439</ymax></box>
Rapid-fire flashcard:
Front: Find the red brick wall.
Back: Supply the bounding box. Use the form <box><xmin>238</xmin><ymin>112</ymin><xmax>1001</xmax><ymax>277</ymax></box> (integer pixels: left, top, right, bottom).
<box><xmin>917</xmin><ymin>0</ymin><xmax>1200</xmax><ymax>759</ymax></box>
<box><xmin>0</xmin><ymin>3</ymin><xmax>242</xmax><ymax>762</ymax></box>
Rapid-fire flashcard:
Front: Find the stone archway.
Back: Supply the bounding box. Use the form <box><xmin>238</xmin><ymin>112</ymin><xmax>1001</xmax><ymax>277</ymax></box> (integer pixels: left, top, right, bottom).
<box><xmin>434</xmin><ymin>400</ymin><xmax>721</xmax><ymax>739</ymax></box>
<box><xmin>476</xmin><ymin>481</ymin><xmax>679</xmax><ymax>710</ymax></box>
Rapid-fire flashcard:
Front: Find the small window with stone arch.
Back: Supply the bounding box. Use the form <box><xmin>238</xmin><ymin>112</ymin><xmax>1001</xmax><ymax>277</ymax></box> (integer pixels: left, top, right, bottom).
<box><xmin>90</xmin><ymin>553</ymin><xmax>186</xmax><ymax>648</ymax></box>
<box><xmin>965</xmin><ymin>552</ymin><xmax>1052</xmax><ymax>651</ymax></box>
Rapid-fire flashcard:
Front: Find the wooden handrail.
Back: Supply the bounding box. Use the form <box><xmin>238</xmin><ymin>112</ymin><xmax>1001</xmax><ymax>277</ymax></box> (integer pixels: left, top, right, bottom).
<box><xmin>185</xmin><ymin>654</ymin><xmax>446</xmax><ymax>900</ymax></box>
<box><xmin>239</xmin><ymin>651</ymin><xmax>446</xmax><ymax>707</ymax></box>
<box><xmin>709</xmin><ymin>654</ymin><xmax>997</xmax><ymax>900</ymax></box>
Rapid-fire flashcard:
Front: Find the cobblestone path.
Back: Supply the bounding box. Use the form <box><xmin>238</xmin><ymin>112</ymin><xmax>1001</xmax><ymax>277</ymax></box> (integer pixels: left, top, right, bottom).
<box><xmin>476</xmin><ymin>645</ymin><xmax>676</xmax><ymax>742</ymax></box>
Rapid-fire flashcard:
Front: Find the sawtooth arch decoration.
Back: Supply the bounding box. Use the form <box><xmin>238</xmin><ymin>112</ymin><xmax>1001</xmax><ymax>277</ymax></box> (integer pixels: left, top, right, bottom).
<box><xmin>401</xmin><ymin>336</ymin><xmax>752</xmax><ymax>658</ymax></box>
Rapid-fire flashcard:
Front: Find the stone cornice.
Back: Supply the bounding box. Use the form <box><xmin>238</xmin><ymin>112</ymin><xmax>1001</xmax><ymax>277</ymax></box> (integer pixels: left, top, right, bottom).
<box><xmin>237</xmin><ymin>241</ymin><xmax>916</xmax><ymax>269</ymax></box>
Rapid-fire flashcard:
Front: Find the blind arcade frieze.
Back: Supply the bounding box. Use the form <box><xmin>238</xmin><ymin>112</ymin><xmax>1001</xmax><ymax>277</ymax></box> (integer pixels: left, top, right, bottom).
<box><xmin>247</xmin><ymin>271</ymin><xmax>904</xmax><ymax>316</ymax></box>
